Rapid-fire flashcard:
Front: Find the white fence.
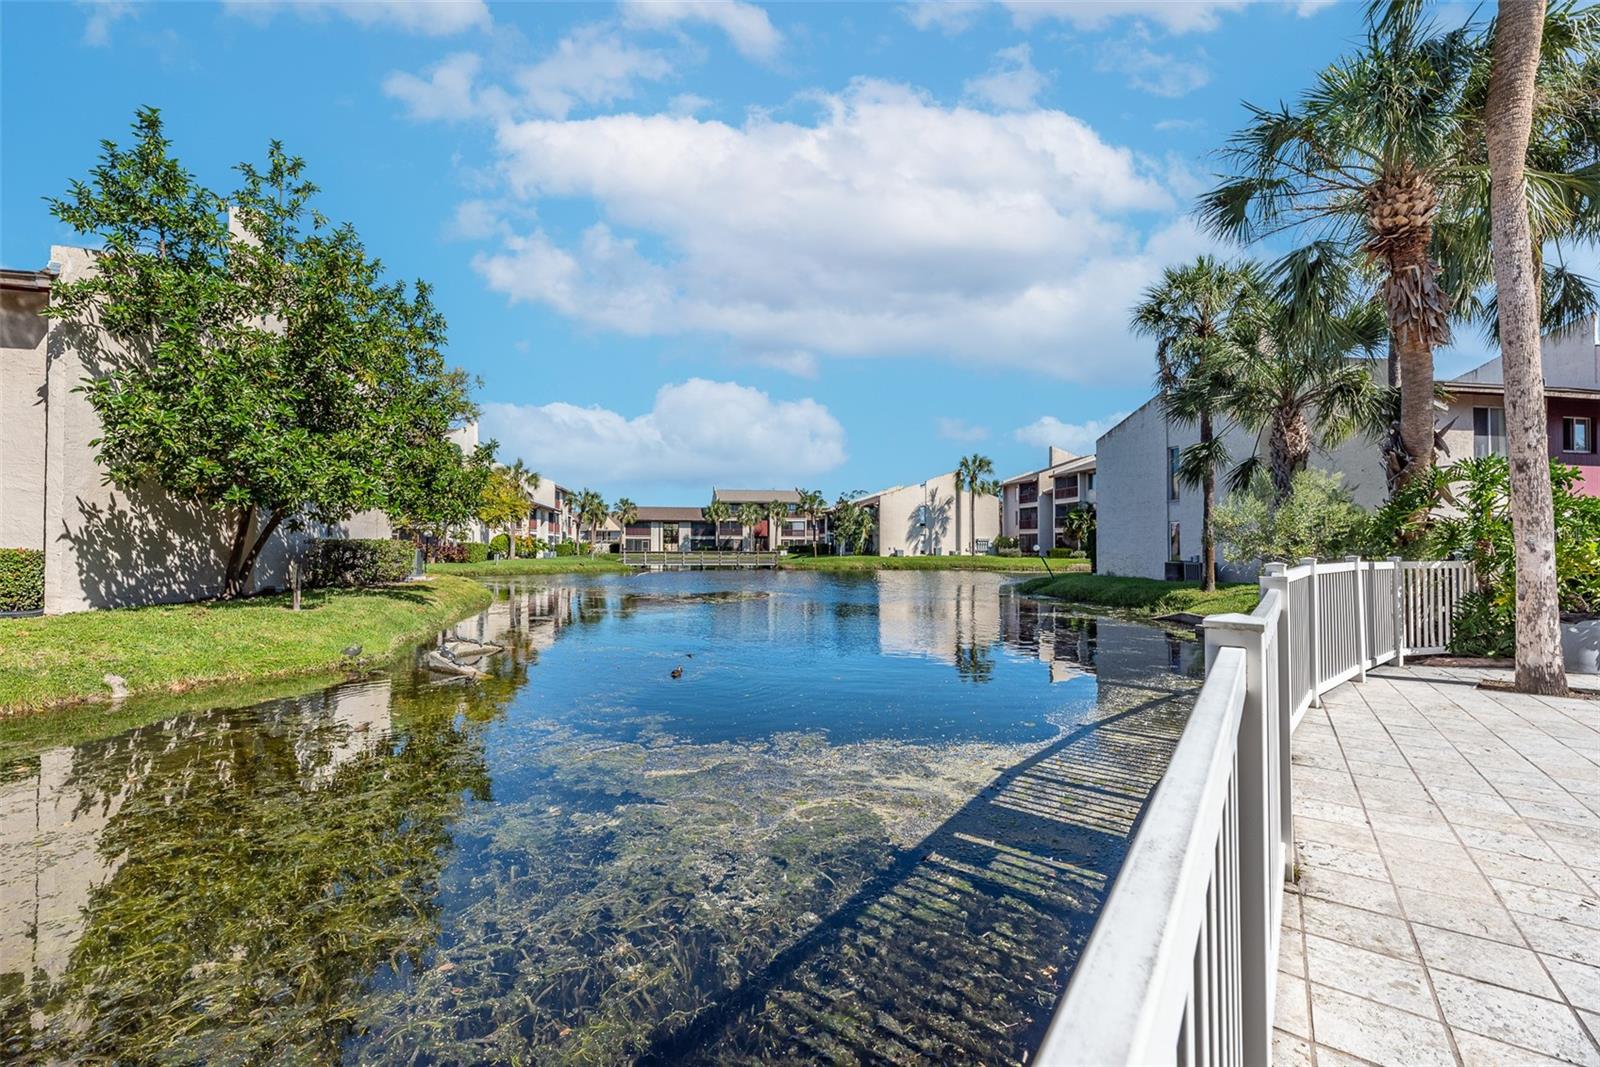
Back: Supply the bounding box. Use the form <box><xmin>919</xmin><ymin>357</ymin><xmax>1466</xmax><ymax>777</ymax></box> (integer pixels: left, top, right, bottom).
<box><xmin>1036</xmin><ymin>556</ymin><xmax>1472</xmax><ymax>1066</ymax></box>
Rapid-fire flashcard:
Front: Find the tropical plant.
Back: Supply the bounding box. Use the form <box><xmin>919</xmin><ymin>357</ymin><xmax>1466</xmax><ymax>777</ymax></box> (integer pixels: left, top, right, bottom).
<box><xmin>612</xmin><ymin>498</ymin><xmax>638</xmax><ymax>553</ymax></box>
<box><xmin>1131</xmin><ymin>256</ymin><xmax>1259</xmax><ymax>591</ymax></box>
<box><xmin>575</xmin><ymin>490</ymin><xmax>608</xmax><ymax>553</ymax></box>
<box><xmin>700</xmin><ymin>499</ymin><xmax>732</xmax><ymax>550</ymax></box>
<box><xmin>829</xmin><ymin>491</ymin><xmax>875</xmax><ymax>555</ymax></box>
<box><xmin>1215</xmin><ymin>469</ymin><xmax>1370</xmax><ymax>564</ymax></box>
<box><xmin>764</xmin><ymin>500</ymin><xmax>787</xmax><ymax>551</ymax></box>
<box><xmin>954</xmin><ymin>455</ymin><xmax>997</xmax><ymax>555</ymax></box>
<box><xmin>736</xmin><ymin>503</ymin><xmax>764</xmax><ymax>552</ymax></box>
<box><xmin>1200</xmin><ymin>2</ymin><xmax>1600</xmax><ymax>489</ymax></box>
<box><xmin>1483</xmin><ymin>0</ymin><xmax>1566</xmax><ymax>694</ymax></box>
<box><xmin>1223</xmin><ymin>254</ymin><xmax>1391</xmax><ymax>499</ymax></box>
<box><xmin>795</xmin><ymin>489</ymin><xmax>828</xmax><ymax>556</ymax></box>
<box><xmin>44</xmin><ymin>108</ymin><xmax>491</xmax><ymax>597</ymax></box>
<box><xmin>1060</xmin><ymin>507</ymin><xmax>1096</xmax><ymax>553</ymax></box>
<box><xmin>478</xmin><ymin>462</ymin><xmax>538</xmax><ymax>559</ymax></box>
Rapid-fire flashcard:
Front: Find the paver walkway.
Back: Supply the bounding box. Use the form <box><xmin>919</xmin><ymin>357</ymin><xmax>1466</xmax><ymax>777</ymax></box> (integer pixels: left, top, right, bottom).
<box><xmin>1273</xmin><ymin>665</ymin><xmax>1600</xmax><ymax>1067</ymax></box>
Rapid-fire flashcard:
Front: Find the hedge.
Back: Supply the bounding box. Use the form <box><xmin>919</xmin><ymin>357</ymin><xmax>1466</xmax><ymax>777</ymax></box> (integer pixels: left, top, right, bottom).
<box><xmin>464</xmin><ymin>542</ymin><xmax>489</xmax><ymax>564</ymax></box>
<box><xmin>308</xmin><ymin>539</ymin><xmax>415</xmax><ymax>588</ymax></box>
<box><xmin>0</xmin><ymin>548</ymin><xmax>44</xmax><ymax>612</ymax></box>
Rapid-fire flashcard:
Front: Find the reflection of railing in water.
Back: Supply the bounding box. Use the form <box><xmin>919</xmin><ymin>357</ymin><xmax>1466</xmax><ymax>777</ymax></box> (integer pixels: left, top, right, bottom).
<box><xmin>638</xmin><ymin>674</ymin><xmax>1199</xmax><ymax>1065</ymax></box>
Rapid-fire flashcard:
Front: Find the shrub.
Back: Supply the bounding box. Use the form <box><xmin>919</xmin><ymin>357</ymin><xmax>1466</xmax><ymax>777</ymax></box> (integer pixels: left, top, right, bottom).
<box><xmin>488</xmin><ymin>533</ymin><xmax>510</xmax><ymax>557</ymax></box>
<box><xmin>463</xmin><ymin>542</ymin><xmax>489</xmax><ymax>564</ymax></box>
<box><xmin>515</xmin><ymin>536</ymin><xmax>546</xmax><ymax>556</ymax></box>
<box><xmin>998</xmin><ymin>547</ymin><xmax>1022</xmax><ymax>557</ymax></box>
<box><xmin>308</xmin><ymin>538</ymin><xmax>414</xmax><ymax>587</ymax></box>
<box><xmin>1047</xmin><ymin>548</ymin><xmax>1087</xmax><ymax>559</ymax></box>
<box><xmin>428</xmin><ymin>542</ymin><xmax>467</xmax><ymax>564</ymax></box>
<box><xmin>1448</xmin><ymin>591</ymin><xmax>1515</xmax><ymax>658</ymax></box>
<box><xmin>554</xmin><ymin>541</ymin><xmax>577</xmax><ymax>557</ymax></box>
<box><xmin>992</xmin><ymin>536</ymin><xmax>1018</xmax><ymax>551</ymax></box>
<box><xmin>1216</xmin><ymin>469</ymin><xmax>1368</xmax><ymax>564</ymax></box>
<box><xmin>0</xmin><ymin>548</ymin><xmax>45</xmax><ymax>612</ymax></box>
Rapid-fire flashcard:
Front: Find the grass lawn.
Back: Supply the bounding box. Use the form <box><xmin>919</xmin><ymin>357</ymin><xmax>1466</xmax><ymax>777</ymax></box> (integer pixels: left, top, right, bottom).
<box><xmin>0</xmin><ymin>575</ymin><xmax>491</xmax><ymax>717</ymax></box>
<box><xmin>780</xmin><ymin>554</ymin><xmax>1087</xmax><ymax>573</ymax></box>
<box><xmin>1016</xmin><ymin>573</ymin><xmax>1261</xmax><ymax>617</ymax></box>
<box><xmin>427</xmin><ymin>555</ymin><xmax>629</xmax><ymax>577</ymax></box>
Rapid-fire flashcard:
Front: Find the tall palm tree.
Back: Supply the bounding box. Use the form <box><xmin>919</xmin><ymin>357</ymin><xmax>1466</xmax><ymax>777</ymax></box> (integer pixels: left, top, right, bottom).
<box><xmin>764</xmin><ymin>499</ymin><xmax>785</xmax><ymax>552</ymax></box>
<box><xmin>507</xmin><ymin>460</ymin><xmax>540</xmax><ymax>559</ymax></box>
<box><xmin>795</xmin><ymin>488</ymin><xmax>827</xmax><ymax>556</ymax></box>
<box><xmin>1201</xmin><ymin>1</ymin><xmax>1599</xmax><ymax>489</ymax></box>
<box><xmin>1224</xmin><ymin>252</ymin><xmax>1391</xmax><ymax>500</ymax></box>
<box><xmin>955</xmin><ymin>454</ymin><xmax>995</xmax><ymax>555</ymax></box>
<box><xmin>612</xmin><ymin>497</ymin><xmax>638</xmax><ymax>556</ymax></box>
<box><xmin>701</xmin><ymin>498</ymin><xmax>733</xmax><ymax>550</ymax></box>
<box><xmin>1131</xmin><ymin>257</ymin><xmax>1257</xmax><ymax>592</ymax></box>
<box><xmin>576</xmin><ymin>489</ymin><xmax>607</xmax><ymax>554</ymax></box>
<box><xmin>1485</xmin><ymin>0</ymin><xmax>1566</xmax><ymax>696</ymax></box>
<box><xmin>736</xmin><ymin>502</ymin><xmax>763</xmax><ymax>553</ymax></box>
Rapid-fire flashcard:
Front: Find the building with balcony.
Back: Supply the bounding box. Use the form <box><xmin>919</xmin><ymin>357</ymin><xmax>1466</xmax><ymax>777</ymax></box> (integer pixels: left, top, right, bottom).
<box><xmin>999</xmin><ymin>447</ymin><xmax>1097</xmax><ymax>555</ymax></box>
<box><xmin>711</xmin><ymin>488</ymin><xmax>828</xmax><ymax>549</ymax></box>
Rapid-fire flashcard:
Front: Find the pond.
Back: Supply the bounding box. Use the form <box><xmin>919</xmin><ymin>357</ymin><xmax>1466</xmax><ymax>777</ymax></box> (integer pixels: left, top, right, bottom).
<box><xmin>0</xmin><ymin>571</ymin><xmax>1202</xmax><ymax>1065</ymax></box>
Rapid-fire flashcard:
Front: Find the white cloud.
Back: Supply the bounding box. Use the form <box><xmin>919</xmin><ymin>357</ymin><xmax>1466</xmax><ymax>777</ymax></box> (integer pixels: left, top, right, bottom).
<box><xmin>465</xmin><ymin>78</ymin><xmax>1193</xmax><ymax>382</ymax></box>
<box><xmin>1154</xmin><ymin>117</ymin><xmax>1206</xmax><ymax>132</ymax></box>
<box><xmin>1013</xmin><ymin>413</ymin><xmax>1130</xmax><ymax>453</ymax></box>
<box><xmin>936</xmin><ymin>417</ymin><xmax>990</xmax><ymax>443</ymax></box>
<box><xmin>903</xmin><ymin>0</ymin><xmax>987</xmax><ymax>33</ymax></box>
<box><xmin>223</xmin><ymin>0</ymin><xmax>490</xmax><ymax>35</ymax></box>
<box><xmin>447</xmin><ymin>198</ymin><xmax>505</xmax><ymax>240</ymax></box>
<box><xmin>80</xmin><ymin>0</ymin><xmax>135</xmax><ymax>45</ymax></box>
<box><xmin>383</xmin><ymin>52</ymin><xmax>497</xmax><ymax>121</ymax></box>
<box><xmin>963</xmin><ymin>44</ymin><xmax>1047</xmax><ymax>111</ymax></box>
<box><xmin>1097</xmin><ymin>41</ymin><xmax>1211</xmax><ymax>97</ymax></box>
<box><xmin>668</xmin><ymin>92</ymin><xmax>713</xmax><ymax>116</ymax></box>
<box><xmin>620</xmin><ymin>0</ymin><xmax>782</xmax><ymax>62</ymax></box>
<box><xmin>744</xmin><ymin>350</ymin><xmax>819</xmax><ymax>377</ymax></box>
<box><xmin>909</xmin><ymin>0</ymin><xmax>1326</xmax><ymax>35</ymax></box>
<box><xmin>515</xmin><ymin>24</ymin><xmax>673</xmax><ymax>119</ymax></box>
<box><xmin>480</xmin><ymin>379</ymin><xmax>845</xmax><ymax>486</ymax></box>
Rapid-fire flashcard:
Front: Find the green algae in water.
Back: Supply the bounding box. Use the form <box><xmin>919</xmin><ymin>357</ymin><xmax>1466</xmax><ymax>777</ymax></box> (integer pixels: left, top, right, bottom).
<box><xmin>1</xmin><ymin>573</ymin><xmax>1199</xmax><ymax>1064</ymax></box>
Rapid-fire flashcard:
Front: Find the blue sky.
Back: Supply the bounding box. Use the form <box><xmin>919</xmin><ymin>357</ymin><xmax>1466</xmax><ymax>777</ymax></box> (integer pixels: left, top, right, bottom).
<box><xmin>2</xmin><ymin>0</ymin><xmax>1511</xmax><ymax>504</ymax></box>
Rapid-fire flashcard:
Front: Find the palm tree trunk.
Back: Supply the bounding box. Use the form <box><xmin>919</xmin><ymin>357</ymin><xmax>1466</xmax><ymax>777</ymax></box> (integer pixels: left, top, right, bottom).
<box><xmin>954</xmin><ymin>481</ymin><xmax>962</xmax><ymax>558</ymax></box>
<box><xmin>1395</xmin><ymin>326</ymin><xmax>1436</xmax><ymax>485</ymax></box>
<box><xmin>1269</xmin><ymin>405</ymin><xmax>1311</xmax><ymax>500</ymax></box>
<box><xmin>1200</xmin><ymin>413</ymin><xmax>1216</xmax><ymax>592</ymax></box>
<box><xmin>1487</xmin><ymin>0</ymin><xmax>1566</xmax><ymax>696</ymax></box>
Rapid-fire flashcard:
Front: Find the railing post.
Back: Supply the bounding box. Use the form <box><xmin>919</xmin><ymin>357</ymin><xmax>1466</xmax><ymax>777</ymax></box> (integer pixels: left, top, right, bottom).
<box><xmin>1390</xmin><ymin>556</ymin><xmax>1406</xmax><ymax>667</ymax></box>
<box><xmin>1260</xmin><ymin>563</ymin><xmax>1294</xmax><ymax>879</ymax></box>
<box><xmin>1204</xmin><ymin>613</ymin><xmax>1275</xmax><ymax>1067</ymax></box>
<box><xmin>1301</xmin><ymin>557</ymin><xmax>1321</xmax><ymax>706</ymax></box>
<box><xmin>1348</xmin><ymin>555</ymin><xmax>1368</xmax><ymax>683</ymax></box>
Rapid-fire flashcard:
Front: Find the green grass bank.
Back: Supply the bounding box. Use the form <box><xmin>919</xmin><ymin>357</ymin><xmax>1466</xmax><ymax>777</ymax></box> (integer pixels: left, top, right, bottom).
<box><xmin>427</xmin><ymin>556</ymin><xmax>629</xmax><ymax>577</ymax></box>
<box><xmin>0</xmin><ymin>575</ymin><xmax>491</xmax><ymax>716</ymax></box>
<box><xmin>780</xmin><ymin>554</ymin><xmax>1083</xmax><ymax>573</ymax></box>
<box><xmin>1016</xmin><ymin>573</ymin><xmax>1260</xmax><ymax>617</ymax></box>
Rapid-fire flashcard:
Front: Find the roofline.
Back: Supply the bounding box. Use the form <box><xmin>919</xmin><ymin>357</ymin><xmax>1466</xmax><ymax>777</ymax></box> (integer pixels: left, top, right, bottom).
<box><xmin>1443</xmin><ymin>380</ymin><xmax>1600</xmax><ymax>401</ymax></box>
<box><xmin>0</xmin><ymin>266</ymin><xmax>57</xmax><ymax>292</ymax></box>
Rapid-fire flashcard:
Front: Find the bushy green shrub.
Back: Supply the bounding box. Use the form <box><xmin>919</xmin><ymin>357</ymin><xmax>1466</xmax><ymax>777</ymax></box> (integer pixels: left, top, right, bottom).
<box><xmin>0</xmin><ymin>548</ymin><xmax>45</xmax><ymax>612</ymax></box>
<box><xmin>992</xmin><ymin>536</ymin><xmax>1018</xmax><ymax>552</ymax></box>
<box><xmin>1047</xmin><ymin>548</ymin><xmax>1087</xmax><ymax>559</ymax></box>
<box><xmin>428</xmin><ymin>542</ymin><xmax>468</xmax><ymax>564</ymax></box>
<box><xmin>463</xmin><ymin>542</ymin><xmax>489</xmax><ymax>564</ymax></box>
<box><xmin>308</xmin><ymin>539</ymin><xmax>415</xmax><ymax>587</ymax></box>
<box><xmin>1216</xmin><ymin>469</ymin><xmax>1368</xmax><ymax>564</ymax></box>
<box><xmin>488</xmin><ymin>533</ymin><xmax>510</xmax><ymax>557</ymax></box>
<box><xmin>1448</xmin><ymin>590</ymin><xmax>1515</xmax><ymax>658</ymax></box>
<box><xmin>554</xmin><ymin>541</ymin><xmax>577</xmax><ymax>557</ymax></box>
<box><xmin>515</xmin><ymin>535</ymin><xmax>546</xmax><ymax>556</ymax></box>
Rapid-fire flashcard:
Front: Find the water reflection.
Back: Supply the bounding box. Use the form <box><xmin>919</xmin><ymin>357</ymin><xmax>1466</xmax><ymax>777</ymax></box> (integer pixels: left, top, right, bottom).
<box><xmin>1</xmin><ymin>573</ymin><xmax>1200</xmax><ymax>1064</ymax></box>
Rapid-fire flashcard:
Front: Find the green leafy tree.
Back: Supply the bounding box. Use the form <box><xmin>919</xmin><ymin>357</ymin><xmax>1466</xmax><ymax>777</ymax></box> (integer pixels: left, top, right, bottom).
<box><xmin>701</xmin><ymin>498</ymin><xmax>733</xmax><ymax>550</ymax></box>
<box><xmin>829</xmin><ymin>492</ymin><xmax>875</xmax><ymax>555</ymax></box>
<box><xmin>1061</xmin><ymin>507</ymin><xmax>1096</xmax><ymax>553</ymax></box>
<box><xmin>45</xmin><ymin>108</ymin><xmax>487</xmax><ymax>597</ymax></box>
<box><xmin>1215</xmin><ymin>469</ymin><xmax>1370</xmax><ymax>564</ymax></box>
<box><xmin>795</xmin><ymin>489</ymin><xmax>828</xmax><ymax>556</ymax></box>
<box><xmin>478</xmin><ymin>464</ymin><xmax>536</xmax><ymax>558</ymax></box>
<box><xmin>1131</xmin><ymin>256</ymin><xmax>1258</xmax><ymax>591</ymax></box>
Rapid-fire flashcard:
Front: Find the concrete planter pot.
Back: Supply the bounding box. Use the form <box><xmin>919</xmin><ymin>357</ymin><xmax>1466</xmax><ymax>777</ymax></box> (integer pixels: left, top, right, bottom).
<box><xmin>1561</xmin><ymin>616</ymin><xmax>1600</xmax><ymax>675</ymax></box>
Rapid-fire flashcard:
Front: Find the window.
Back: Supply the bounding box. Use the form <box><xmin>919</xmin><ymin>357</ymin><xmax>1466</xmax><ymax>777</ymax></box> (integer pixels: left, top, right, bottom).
<box><xmin>1018</xmin><ymin>506</ymin><xmax>1038</xmax><ymax>531</ymax></box>
<box><xmin>1169</xmin><ymin>522</ymin><xmax>1182</xmax><ymax>562</ymax></box>
<box><xmin>1084</xmin><ymin>472</ymin><xmax>1094</xmax><ymax>491</ymax></box>
<box><xmin>1563</xmin><ymin>416</ymin><xmax>1594</xmax><ymax>453</ymax></box>
<box><xmin>1473</xmin><ymin>406</ymin><xmax>1507</xmax><ymax>457</ymax></box>
<box><xmin>1168</xmin><ymin>447</ymin><xmax>1180</xmax><ymax>501</ymax></box>
<box><xmin>1018</xmin><ymin>481</ymin><xmax>1038</xmax><ymax>505</ymax></box>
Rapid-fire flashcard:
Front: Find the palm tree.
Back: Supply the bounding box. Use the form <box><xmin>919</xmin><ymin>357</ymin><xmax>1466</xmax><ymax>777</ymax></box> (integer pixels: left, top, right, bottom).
<box><xmin>795</xmin><ymin>488</ymin><xmax>828</xmax><ymax>556</ymax></box>
<box><xmin>764</xmin><ymin>499</ymin><xmax>785</xmax><ymax>552</ymax></box>
<box><xmin>702</xmin><ymin>498</ymin><xmax>733</xmax><ymax>550</ymax></box>
<box><xmin>1484</xmin><ymin>0</ymin><xmax>1566</xmax><ymax>696</ymax></box>
<box><xmin>955</xmin><ymin>454</ymin><xmax>995</xmax><ymax>555</ymax></box>
<box><xmin>612</xmin><ymin>497</ymin><xmax>638</xmax><ymax>556</ymax></box>
<box><xmin>1200</xmin><ymin>1</ymin><xmax>1598</xmax><ymax>489</ymax></box>
<box><xmin>1132</xmin><ymin>257</ymin><xmax>1258</xmax><ymax>592</ymax></box>
<box><xmin>1223</xmin><ymin>253</ymin><xmax>1390</xmax><ymax>500</ymax></box>
<box><xmin>736</xmin><ymin>502</ymin><xmax>763</xmax><ymax>552</ymax></box>
<box><xmin>1062</xmin><ymin>507</ymin><xmax>1096</xmax><ymax>553</ymax></box>
<box><xmin>507</xmin><ymin>460</ymin><xmax>540</xmax><ymax>559</ymax></box>
<box><xmin>575</xmin><ymin>489</ymin><xmax>607</xmax><ymax>554</ymax></box>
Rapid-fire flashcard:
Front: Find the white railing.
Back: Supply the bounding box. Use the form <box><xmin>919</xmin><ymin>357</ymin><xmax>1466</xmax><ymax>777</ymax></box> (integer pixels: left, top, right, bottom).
<box><xmin>1036</xmin><ymin>556</ymin><xmax>1471</xmax><ymax>1065</ymax></box>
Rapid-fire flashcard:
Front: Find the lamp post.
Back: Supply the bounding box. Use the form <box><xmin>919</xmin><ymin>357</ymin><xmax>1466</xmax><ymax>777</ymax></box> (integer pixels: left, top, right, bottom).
<box><xmin>1037</xmin><ymin>545</ymin><xmax>1054</xmax><ymax>577</ymax></box>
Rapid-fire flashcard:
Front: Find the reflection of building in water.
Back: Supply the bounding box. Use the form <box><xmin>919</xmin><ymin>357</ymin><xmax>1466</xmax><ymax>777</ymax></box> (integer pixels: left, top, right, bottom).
<box><xmin>1000</xmin><ymin>594</ymin><xmax>1201</xmax><ymax>691</ymax></box>
<box><xmin>874</xmin><ymin>572</ymin><xmax>1001</xmax><ymax>671</ymax></box>
<box><xmin>0</xmin><ymin>748</ymin><xmax>128</xmax><ymax>989</ymax></box>
<box><xmin>298</xmin><ymin>680</ymin><xmax>394</xmax><ymax>785</ymax></box>
<box><xmin>446</xmin><ymin>585</ymin><xmax>580</xmax><ymax>658</ymax></box>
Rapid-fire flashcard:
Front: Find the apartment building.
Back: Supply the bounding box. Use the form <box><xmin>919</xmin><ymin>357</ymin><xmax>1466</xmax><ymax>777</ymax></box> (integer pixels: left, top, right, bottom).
<box><xmin>854</xmin><ymin>469</ymin><xmax>999</xmax><ymax>556</ymax></box>
<box><xmin>712</xmin><ymin>488</ymin><xmax>827</xmax><ymax>549</ymax></box>
<box><xmin>1094</xmin><ymin>316</ymin><xmax>1600</xmax><ymax>580</ymax></box>
<box><xmin>999</xmin><ymin>447</ymin><xmax>1098</xmax><ymax>555</ymax></box>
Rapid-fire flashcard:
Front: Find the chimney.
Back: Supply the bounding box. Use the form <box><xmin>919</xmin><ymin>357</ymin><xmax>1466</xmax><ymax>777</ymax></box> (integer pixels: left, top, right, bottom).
<box><xmin>1048</xmin><ymin>446</ymin><xmax>1075</xmax><ymax>467</ymax></box>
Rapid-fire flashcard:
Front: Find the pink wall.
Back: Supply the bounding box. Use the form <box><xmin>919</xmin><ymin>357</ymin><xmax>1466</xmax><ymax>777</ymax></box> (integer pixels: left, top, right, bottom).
<box><xmin>1547</xmin><ymin>396</ymin><xmax>1600</xmax><ymax>495</ymax></box>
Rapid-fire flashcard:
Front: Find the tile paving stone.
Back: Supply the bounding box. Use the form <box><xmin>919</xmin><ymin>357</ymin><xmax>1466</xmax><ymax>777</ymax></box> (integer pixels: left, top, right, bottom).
<box><xmin>1308</xmin><ymin>983</ymin><xmax>1457</xmax><ymax>1066</ymax></box>
<box><xmin>1274</xmin><ymin>666</ymin><xmax>1600</xmax><ymax>1067</ymax></box>
<box><xmin>1431</xmin><ymin>971</ymin><xmax>1600</xmax><ymax>1065</ymax></box>
<box><xmin>1412</xmin><ymin>925</ymin><xmax>1561</xmax><ymax>1000</ymax></box>
<box><xmin>1303</xmin><ymin>933</ymin><xmax>1438</xmax><ymax>1016</ymax></box>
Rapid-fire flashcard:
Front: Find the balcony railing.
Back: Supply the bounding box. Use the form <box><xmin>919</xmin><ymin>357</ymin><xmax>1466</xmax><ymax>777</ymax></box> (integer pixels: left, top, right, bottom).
<box><xmin>1036</xmin><ymin>556</ymin><xmax>1472</xmax><ymax>1065</ymax></box>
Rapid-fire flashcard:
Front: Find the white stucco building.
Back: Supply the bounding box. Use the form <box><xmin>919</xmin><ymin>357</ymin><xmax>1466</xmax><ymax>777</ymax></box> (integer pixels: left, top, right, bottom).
<box><xmin>999</xmin><ymin>447</ymin><xmax>1097</xmax><ymax>554</ymax></box>
<box><xmin>855</xmin><ymin>468</ymin><xmax>999</xmax><ymax>556</ymax></box>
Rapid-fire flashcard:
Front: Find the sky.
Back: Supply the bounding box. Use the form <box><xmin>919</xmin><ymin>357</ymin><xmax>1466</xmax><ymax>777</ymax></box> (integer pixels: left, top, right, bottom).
<box><xmin>0</xmin><ymin>0</ymin><xmax>1522</xmax><ymax>505</ymax></box>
